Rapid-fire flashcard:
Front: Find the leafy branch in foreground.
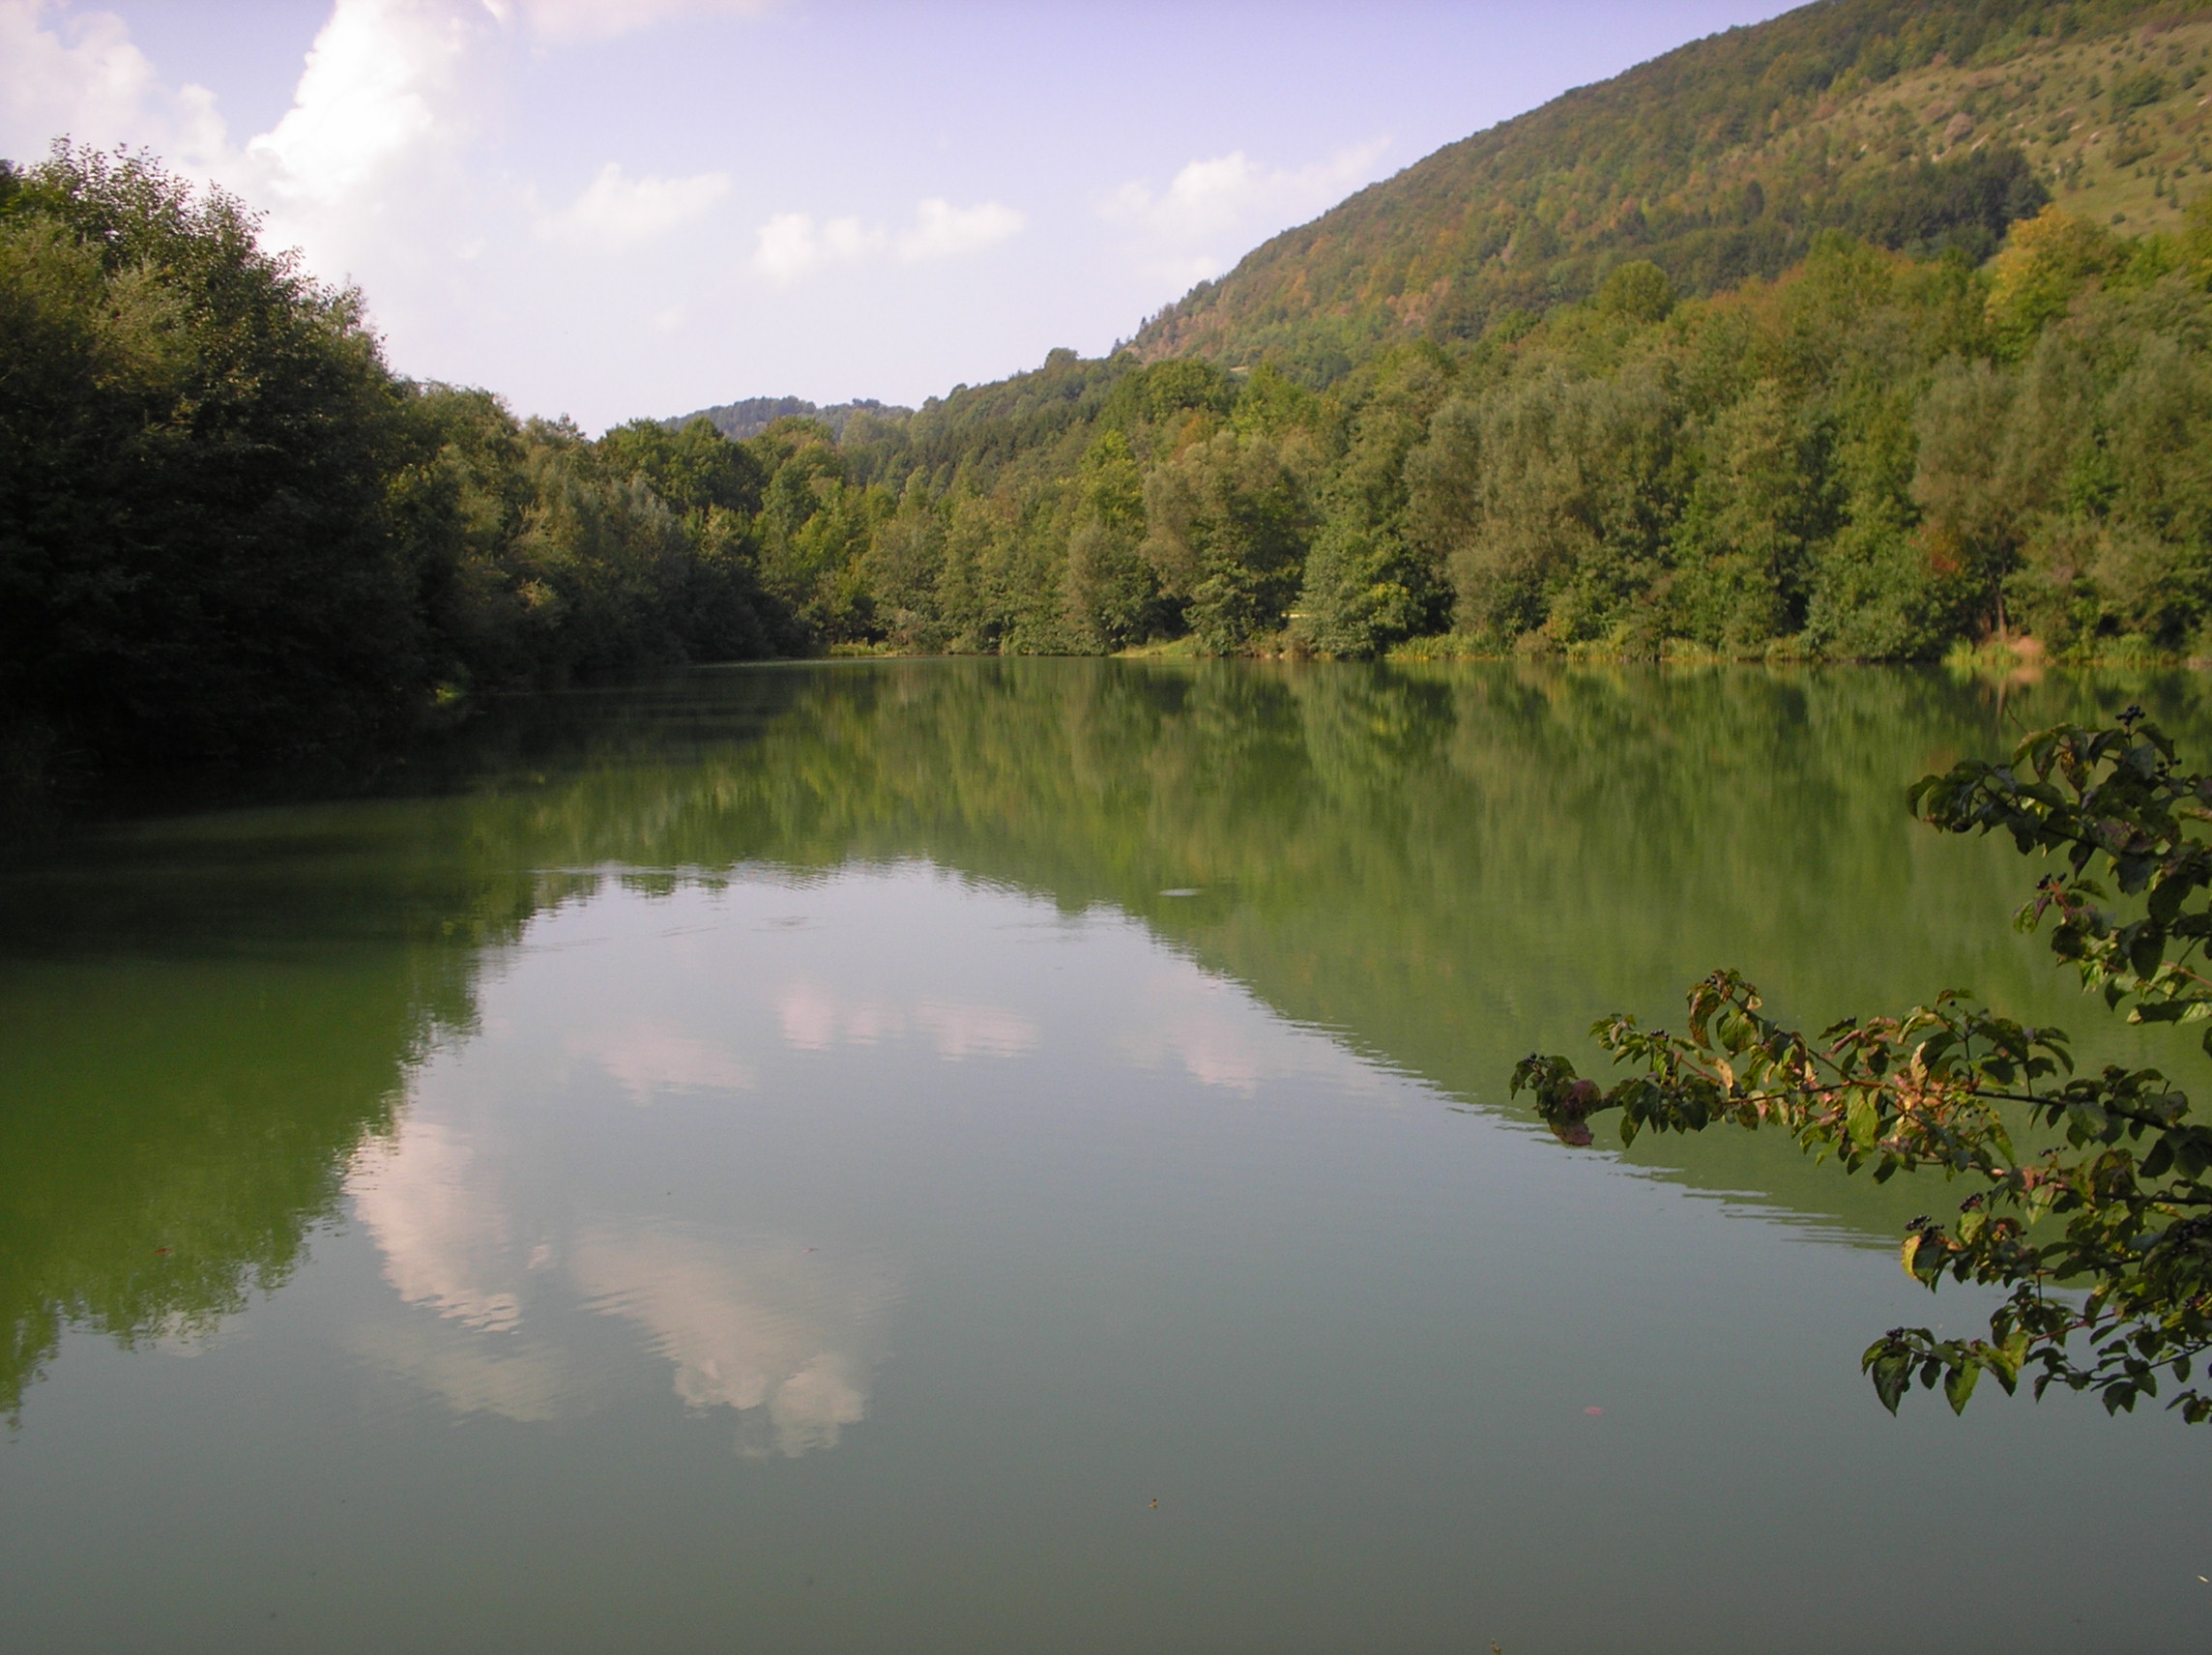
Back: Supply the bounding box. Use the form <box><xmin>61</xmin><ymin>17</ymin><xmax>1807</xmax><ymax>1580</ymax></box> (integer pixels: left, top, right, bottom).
<box><xmin>1513</xmin><ymin>709</ymin><xmax>2212</xmax><ymax>1422</ymax></box>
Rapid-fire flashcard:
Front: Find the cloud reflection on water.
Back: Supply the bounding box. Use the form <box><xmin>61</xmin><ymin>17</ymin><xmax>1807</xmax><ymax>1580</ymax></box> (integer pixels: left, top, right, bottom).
<box><xmin>1122</xmin><ymin>969</ymin><xmax>1386</xmax><ymax>1097</ymax></box>
<box><xmin>563</xmin><ymin>1017</ymin><xmax>758</xmax><ymax>1103</ymax></box>
<box><xmin>350</xmin><ymin>1119</ymin><xmax>524</xmax><ymax>1332</ymax></box>
<box><xmin>346</xmin><ymin>1321</ymin><xmax>586</xmax><ymax>1423</ymax></box>
<box><xmin>345</xmin><ymin>1095</ymin><xmax>894</xmax><ymax>1452</ymax></box>
<box><xmin>340</xmin><ymin>870</ymin><xmax>1368</xmax><ymax>1456</ymax></box>
<box><xmin>572</xmin><ymin>1222</ymin><xmax>892</xmax><ymax>1458</ymax></box>
<box><xmin>775</xmin><ymin>979</ymin><xmax>1039</xmax><ymax>1060</ymax></box>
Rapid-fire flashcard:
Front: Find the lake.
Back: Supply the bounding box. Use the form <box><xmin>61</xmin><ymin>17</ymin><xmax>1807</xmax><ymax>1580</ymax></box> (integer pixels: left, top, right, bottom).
<box><xmin>4</xmin><ymin>658</ymin><xmax>2209</xmax><ymax>1653</ymax></box>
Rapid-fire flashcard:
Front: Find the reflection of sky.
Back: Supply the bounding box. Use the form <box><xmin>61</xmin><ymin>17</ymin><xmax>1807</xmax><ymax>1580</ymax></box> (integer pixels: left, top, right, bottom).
<box><xmin>1122</xmin><ymin>970</ymin><xmax>1385</xmax><ymax>1097</ymax></box>
<box><xmin>775</xmin><ymin>980</ymin><xmax>1039</xmax><ymax>1059</ymax></box>
<box><xmin>352</xmin><ymin>1121</ymin><xmax>523</xmax><ymax>1332</ymax></box>
<box><xmin>573</xmin><ymin>1222</ymin><xmax>890</xmax><ymax>1458</ymax></box>
<box><xmin>31</xmin><ymin>848</ymin><xmax>2212</xmax><ymax>1650</ymax></box>
<box><xmin>345</xmin><ymin>1081</ymin><xmax>890</xmax><ymax>1449</ymax></box>
<box><xmin>342</xmin><ymin>863</ymin><xmax>1369</xmax><ymax>1453</ymax></box>
<box><xmin>563</xmin><ymin>1019</ymin><xmax>758</xmax><ymax>1104</ymax></box>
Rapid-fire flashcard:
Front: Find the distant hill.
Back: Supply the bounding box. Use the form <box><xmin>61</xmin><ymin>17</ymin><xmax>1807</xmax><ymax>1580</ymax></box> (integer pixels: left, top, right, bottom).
<box><xmin>614</xmin><ymin>0</ymin><xmax>2212</xmax><ymax>672</ymax></box>
<box><xmin>670</xmin><ymin>395</ymin><xmax>911</xmax><ymax>442</ymax></box>
<box><xmin>1133</xmin><ymin>0</ymin><xmax>2211</xmax><ymax>379</ymax></box>
<box><xmin>674</xmin><ymin>4</ymin><xmax>2210</xmax><ymax>421</ymax></box>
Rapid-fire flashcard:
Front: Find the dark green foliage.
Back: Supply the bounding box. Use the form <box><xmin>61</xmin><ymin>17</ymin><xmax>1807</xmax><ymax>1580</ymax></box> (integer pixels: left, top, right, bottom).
<box><xmin>600</xmin><ymin>416</ymin><xmax>767</xmax><ymax>518</ymax></box>
<box><xmin>1516</xmin><ymin>711</ymin><xmax>2212</xmax><ymax>1423</ymax></box>
<box><xmin>1096</xmin><ymin>358</ymin><xmax>1241</xmax><ymax>453</ymax></box>
<box><xmin>1062</xmin><ymin>432</ymin><xmax>1166</xmax><ymax>652</ymax></box>
<box><xmin>1413</xmin><ymin>359</ymin><xmax>1690</xmax><ymax>649</ymax></box>
<box><xmin>1142</xmin><ymin>427</ymin><xmax>1315</xmax><ymax>651</ymax></box>
<box><xmin>1594</xmin><ymin>261</ymin><xmax>1677</xmax><ymax>325</ymax></box>
<box><xmin>1</xmin><ymin>145</ymin><xmax>422</xmax><ymax>765</ymax></box>
<box><xmin>2109</xmin><ymin>68</ymin><xmax>2169</xmax><ymax>112</ymax></box>
<box><xmin>881</xmin><ymin>348</ymin><xmax>1131</xmax><ymax>489</ymax></box>
<box><xmin>1398</xmin><ymin>213</ymin><xmax>2212</xmax><ymax>657</ymax></box>
<box><xmin>1831</xmin><ymin>144</ymin><xmax>2052</xmax><ymax>263</ymax></box>
<box><xmin>1292</xmin><ymin>350</ymin><xmax>1455</xmax><ymax>656</ymax></box>
<box><xmin>1295</xmin><ymin>525</ymin><xmax>1434</xmax><ymax>658</ymax></box>
<box><xmin>0</xmin><ymin>146</ymin><xmax>798</xmax><ymax>780</ymax></box>
<box><xmin>669</xmin><ymin>393</ymin><xmax>910</xmax><ymax>443</ymax></box>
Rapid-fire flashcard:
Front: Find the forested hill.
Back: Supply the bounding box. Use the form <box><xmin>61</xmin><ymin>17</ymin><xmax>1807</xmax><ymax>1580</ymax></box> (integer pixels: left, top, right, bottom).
<box><xmin>675</xmin><ymin>395</ymin><xmax>913</xmax><ymax>442</ymax></box>
<box><xmin>20</xmin><ymin>3</ymin><xmax>2212</xmax><ymax>788</ymax></box>
<box><xmin>1134</xmin><ymin>0</ymin><xmax>2212</xmax><ymax>379</ymax></box>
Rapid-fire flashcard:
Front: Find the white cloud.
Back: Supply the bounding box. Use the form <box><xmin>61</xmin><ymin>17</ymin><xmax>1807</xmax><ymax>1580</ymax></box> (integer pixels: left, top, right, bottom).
<box><xmin>1103</xmin><ymin>137</ymin><xmax>1390</xmax><ymax>285</ymax></box>
<box><xmin>509</xmin><ymin>0</ymin><xmax>779</xmax><ymax>43</ymax></box>
<box><xmin>1105</xmin><ymin>140</ymin><xmax>1390</xmax><ymax>239</ymax></box>
<box><xmin>344</xmin><ymin>1092</ymin><xmax>888</xmax><ymax>1445</ymax></box>
<box><xmin>0</xmin><ymin>0</ymin><xmax>225</xmax><ymax>164</ymax></box>
<box><xmin>895</xmin><ymin>196</ymin><xmax>1023</xmax><ymax>262</ymax></box>
<box><xmin>749</xmin><ymin>209</ymin><xmax>885</xmax><ymax>283</ymax></box>
<box><xmin>1</xmin><ymin>0</ymin><xmax>772</xmax><ymax>295</ymax></box>
<box><xmin>245</xmin><ymin>0</ymin><xmax>485</xmax><ymax>210</ymax></box>
<box><xmin>1151</xmin><ymin>250</ymin><xmax>1231</xmax><ymax>285</ymax></box>
<box><xmin>754</xmin><ymin>196</ymin><xmax>1023</xmax><ymax>285</ymax></box>
<box><xmin>538</xmin><ymin>161</ymin><xmax>731</xmax><ymax>248</ymax></box>
<box><xmin>775</xmin><ymin>978</ymin><xmax>842</xmax><ymax>1049</ymax></box>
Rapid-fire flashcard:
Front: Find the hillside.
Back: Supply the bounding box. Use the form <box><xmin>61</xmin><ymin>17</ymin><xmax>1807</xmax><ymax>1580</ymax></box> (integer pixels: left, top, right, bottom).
<box><xmin>490</xmin><ymin>0</ymin><xmax>2212</xmax><ymax>673</ymax></box>
<box><xmin>640</xmin><ymin>0</ymin><xmax>2212</xmax><ymax>673</ymax></box>
<box><xmin>26</xmin><ymin>1</ymin><xmax>2212</xmax><ymax>791</ymax></box>
<box><xmin>1133</xmin><ymin>0</ymin><xmax>2212</xmax><ymax>378</ymax></box>
<box><xmin>675</xmin><ymin>394</ymin><xmax>913</xmax><ymax>442</ymax></box>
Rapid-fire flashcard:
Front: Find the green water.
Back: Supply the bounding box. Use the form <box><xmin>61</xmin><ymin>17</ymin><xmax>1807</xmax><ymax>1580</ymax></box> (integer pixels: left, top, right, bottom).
<box><xmin>4</xmin><ymin>659</ymin><xmax>2209</xmax><ymax>1653</ymax></box>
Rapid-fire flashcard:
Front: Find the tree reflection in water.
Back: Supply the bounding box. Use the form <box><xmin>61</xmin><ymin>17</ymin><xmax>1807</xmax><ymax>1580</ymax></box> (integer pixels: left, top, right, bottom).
<box><xmin>9</xmin><ymin>656</ymin><xmax>2212</xmax><ymax>1422</ymax></box>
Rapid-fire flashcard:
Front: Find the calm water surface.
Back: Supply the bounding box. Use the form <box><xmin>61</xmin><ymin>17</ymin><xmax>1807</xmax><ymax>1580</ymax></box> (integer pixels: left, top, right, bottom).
<box><xmin>5</xmin><ymin>659</ymin><xmax>2211</xmax><ymax>1653</ymax></box>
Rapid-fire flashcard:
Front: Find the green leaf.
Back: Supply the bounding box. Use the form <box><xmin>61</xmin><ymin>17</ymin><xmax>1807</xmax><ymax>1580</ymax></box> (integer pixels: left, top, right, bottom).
<box><xmin>1866</xmin><ymin>1353</ymin><xmax>1908</xmax><ymax>1415</ymax></box>
<box><xmin>1944</xmin><ymin>1361</ymin><xmax>1980</xmax><ymax>1414</ymax></box>
<box><xmin>1847</xmin><ymin>1092</ymin><xmax>1878</xmax><ymax>1149</ymax></box>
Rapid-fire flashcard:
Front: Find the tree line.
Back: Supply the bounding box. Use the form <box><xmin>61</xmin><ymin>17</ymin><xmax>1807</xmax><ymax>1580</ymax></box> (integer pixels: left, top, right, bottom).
<box><xmin>14</xmin><ymin>137</ymin><xmax>2212</xmax><ymax>782</ymax></box>
<box><xmin>755</xmin><ymin>193</ymin><xmax>2212</xmax><ymax>667</ymax></box>
<box><xmin>0</xmin><ymin>145</ymin><xmax>801</xmax><ymax>779</ymax></box>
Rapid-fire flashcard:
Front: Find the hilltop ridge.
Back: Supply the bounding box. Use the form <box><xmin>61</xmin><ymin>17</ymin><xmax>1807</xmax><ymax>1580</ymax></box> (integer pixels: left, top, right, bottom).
<box><xmin>671</xmin><ymin>394</ymin><xmax>913</xmax><ymax>442</ymax></box>
<box><xmin>1133</xmin><ymin>0</ymin><xmax>2212</xmax><ymax>379</ymax></box>
<box><xmin>681</xmin><ymin>4</ymin><xmax>2212</xmax><ymax>423</ymax></box>
<box><xmin>624</xmin><ymin>0</ymin><xmax>2212</xmax><ymax>674</ymax></box>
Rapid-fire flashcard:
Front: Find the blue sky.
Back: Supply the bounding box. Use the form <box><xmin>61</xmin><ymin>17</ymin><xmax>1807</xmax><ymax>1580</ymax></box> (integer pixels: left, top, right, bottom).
<box><xmin>2</xmin><ymin>1</ymin><xmax>1799</xmax><ymax>429</ymax></box>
